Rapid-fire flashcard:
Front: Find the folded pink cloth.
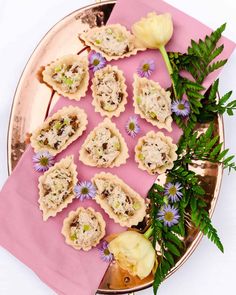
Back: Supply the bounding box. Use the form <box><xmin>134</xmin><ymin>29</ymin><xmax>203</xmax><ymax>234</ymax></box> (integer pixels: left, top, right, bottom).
<box><xmin>0</xmin><ymin>0</ymin><xmax>235</xmax><ymax>294</ymax></box>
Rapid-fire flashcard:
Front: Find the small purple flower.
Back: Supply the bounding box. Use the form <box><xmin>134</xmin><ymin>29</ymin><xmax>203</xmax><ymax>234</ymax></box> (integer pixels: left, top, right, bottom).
<box><xmin>137</xmin><ymin>59</ymin><xmax>155</xmax><ymax>78</ymax></box>
<box><xmin>165</xmin><ymin>182</ymin><xmax>183</xmax><ymax>203</ymax></box>
<box><xmin>89</xmin><ymin>51</ymin><xmax>106</xmax><ymax>72</ymax></box>
<box><xmin>32</xmin><ymin>151</ymin><xmax>55</xmax><ymax>172</ymax></box>
<box><xmin>98</xmin><ymin>241</ymin><xmax>113</xmax><ymax>263</ymax></box>
<box><xmin>171</xmin><ymin>99</ymin><xmax>190</xmax><ymax>117</ymax></box>
<box><xmin>74</xmin><ymin>181</ymin><xmax>96</xmax><ymax>201</ymax></box>
<box><xmin>157</xmin><ymin>205</ymin><xmax>180</xmax><ymax>227</ymax></box>
<box><xmin>125</xmin><ymin>116</ymin><xmax>141</xmax><ymax>138</ymax></box>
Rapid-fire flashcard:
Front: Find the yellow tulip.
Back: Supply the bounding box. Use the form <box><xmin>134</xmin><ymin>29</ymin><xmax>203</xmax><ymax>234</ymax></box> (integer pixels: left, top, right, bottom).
<box><xmin>108</xmin><ymin>231</ymin><xmax>157</xmax><ymax>279</ymax></box>
<box><xmin>132</xmin><ymin>12</ymin><xmax>173</xmax><ymax>49</ymax></box>
<box><xmin>132</xmin><ymin>12</ymin><xmax>177</xmax><ymax>98</ymax></box>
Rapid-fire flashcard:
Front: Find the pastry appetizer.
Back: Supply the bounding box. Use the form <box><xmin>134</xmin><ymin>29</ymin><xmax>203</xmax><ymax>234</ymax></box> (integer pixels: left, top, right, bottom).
<box><xmin>91</xmin><ymin>65</ymin><xmax>128</xmax><ymax>118</ymax></box>
<box><xmin>80</xmin><ymin>24</ymin><xmax>145</xmax><ymax>61</ymax></box>
<box><xmin>133</xmin><ymin>74</ymin><xmax>173</xmax><ymax>132</ymax></box>
<box><xmin>92</xmin><ymin>172</ymin><xmax>146</xmax><ymax>227</ymax></box>
<box><xmin>38</xmin><ymin>155</ymin><xmax>77</xmax><ymax>221</ymax></box>
<box><xmin>31</xmin><ymin>106</ymin><xmax>88</xmax><ymax>156</ymax></box>
<box><xmin>42</xmin><ymin>54</ymin><xmax>89</xmax><ymax>100</ymax></box>
<box><xmin>135</xmin><ymin>131</ymin><xmax>177</xmax><ymax>175</ymax></box>
<box><xmin>61</xmin><ymin>207</ymin><xmax>106</xmax><ymax>251</ymax></box>
<box><xmin>79</xmin><ymin>118</ymin><xmax>129</xmax><ymax>168</ymax></box>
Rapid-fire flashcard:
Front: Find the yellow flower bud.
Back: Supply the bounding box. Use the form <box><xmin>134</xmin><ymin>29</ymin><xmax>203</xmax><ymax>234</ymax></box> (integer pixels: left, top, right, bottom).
<box><xmin>132</xmin><ymin>12</ymin><xmax>173</xmax><ymax>49</ymax></box>
<box><xmin>108</xmin><ymin>231</ymin><xmax>157</xmax><ymax>279</ymax></box>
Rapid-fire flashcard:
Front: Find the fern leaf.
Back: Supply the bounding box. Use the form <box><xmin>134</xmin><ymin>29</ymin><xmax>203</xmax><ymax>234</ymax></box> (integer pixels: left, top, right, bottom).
<box><xmin>208</xmin><ymin>79</ymin><xmax>219</xmax><ymax>101</ymax></box>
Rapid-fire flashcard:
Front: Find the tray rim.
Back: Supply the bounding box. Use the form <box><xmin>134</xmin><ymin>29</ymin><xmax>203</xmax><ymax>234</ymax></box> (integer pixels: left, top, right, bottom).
<box><xmin>6</xmin><ymin>1</ymin><xmax>224</xmax><ymax>293</ymax></box>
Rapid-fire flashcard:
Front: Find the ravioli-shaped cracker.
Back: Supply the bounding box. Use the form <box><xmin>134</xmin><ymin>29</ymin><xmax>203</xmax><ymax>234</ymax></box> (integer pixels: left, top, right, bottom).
<box><xmin>91</xmin><ymin>65</ymin><xmax>128</xmax><ymax>118</ymax></box>
<box><xmin>31</xmin><ymin>106</ymin><xmax>88</xmax><ymax>156</ymax></box>
<box><xmin>61</xmin><ymin>207</ymin><xmax>106</xmax><ymax>251</ymax></box>
<box><xmin>135</xmin><ymin>131</ymin><xmax>177</xmax><ymax>175</ymax></box>
<box><xmin>79</xmin><ymin>118</ymin><xmax>129</xmax><ymax>168</ymax></box>
<box><xmin>92</xmin><ymin>172</ymin><xmax>146</xmax><ymax>227</ymax></box>
<box><xmin>42</xmin><ymin>54</ymin><xmax>89</xmax><ymax>100</ymax></box>
<box><xmin>80</xmin><ymin>24</ymin><xmax>145</xmax><ymax>61</ymax></box>
<box><xmin>38</xmin><ymin>155</ymin><xmax>77</xmax><ymax>221</ymax></box>
<box><xmin>133</xmin><ymin>74</ymin><xmax>173</xmax><ymax>132</ymax></box>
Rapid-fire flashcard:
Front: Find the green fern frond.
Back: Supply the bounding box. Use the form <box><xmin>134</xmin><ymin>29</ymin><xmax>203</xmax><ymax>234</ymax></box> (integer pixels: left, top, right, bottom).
<box><xmin>190</xmin><ymin>198</ymin><xmax>224</xmax><ymax>252</ymax></box>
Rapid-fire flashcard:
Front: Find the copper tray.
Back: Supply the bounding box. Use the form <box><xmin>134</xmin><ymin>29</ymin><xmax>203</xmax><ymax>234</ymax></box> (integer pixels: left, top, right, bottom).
<box><xmin>7</xmin><ymin>1</ymin><xmax>223</xmax><ymax>294</ymax></box>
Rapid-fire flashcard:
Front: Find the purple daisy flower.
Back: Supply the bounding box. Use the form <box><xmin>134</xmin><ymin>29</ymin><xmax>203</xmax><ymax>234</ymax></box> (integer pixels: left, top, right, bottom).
<box><xmin>89</xmin><ymin>51</ymin><xmax>106</xmax><ymax>72</ymax></box>
<box><xmin>32</xmin><ymin>151</ymin><xmax>55</xmax><ymax>172</ymax></box>
<box><xmin>98</xmin><ymin>241</ymin><xmax>113</xmax><ymax>263</ymax></box>
<box><xmin>164</xmin><ymin>182</ymin><xmax>183</xmax><ymax>203</ymax></box>
<box><xmin>171</xmin><ymin>99</ymin><xmax>190</xmax><ymax>117</ymax></box>
<box><xmin>137</xmin><ymin>59</ymin><xmax>155</xmax><ymax>78</ymax></box>
<box><xmin>157</xmin><ymin>205</ymin><xmax>180</xmax><ymax>227</ymax></box>
<box><xmin>125</xmin><ymin>116</ymin><xmax>141</xmax><ymax>138</ymax></box>
<box><xmin>74</xmin><ymin>181</ymin><xmax>96</xmax><ymax>201</ymax></box>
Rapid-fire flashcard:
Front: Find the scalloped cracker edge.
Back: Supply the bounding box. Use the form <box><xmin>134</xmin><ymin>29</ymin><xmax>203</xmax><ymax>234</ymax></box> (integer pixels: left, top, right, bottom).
<box><xmin>92</xmin><ymin>172</ymin><xmax>146</xmax><ymax>227</ymax></box>
<box><xmin>80</xmin><ymin>24</ymin><xmax>146</xmax><ymax>61</ymax></box>
<box><xmin>91</xmin><ymin>65</ymin><xmax>128</xmax><ymax>118</ymax></box>
<box><xmin>42</xmin><ymin>54</ymin><xmax>89</xmax><ymax>100</ymax></box>
<box><xmin>61</xmin><ymin>207</ymin><xmax>106</xmax><ymax>251</ymax></box>
<box><xmin>133</xmin><ymin>74</ymin><xmax>173</xmax><ymax>132</ymax></box>
<box><xmin>79</xmin><ymin>118</ymin><xmax>129</xmax><ymax>168</ymax></box>
<box><xmin>38</xmin><ymin>155</ymin><xmax>77</xmax><ymax>221</ymax></box>
<box><xmin>30</xmin><ymin>105</ymin><xmax>88</xmax><ymax>156</ymax></box>
<box><xmin>135</xmin><ymin>131</ymin><xmax>177</xmax><ymax>175</ymax></box>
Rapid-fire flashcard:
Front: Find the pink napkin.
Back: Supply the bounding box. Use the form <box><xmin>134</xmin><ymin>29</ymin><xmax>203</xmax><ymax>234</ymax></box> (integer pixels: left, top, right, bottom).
<box><xmin>0</xmin><ymin>0</ymin><xmax>235</xmax><ymax>295</ymax></box>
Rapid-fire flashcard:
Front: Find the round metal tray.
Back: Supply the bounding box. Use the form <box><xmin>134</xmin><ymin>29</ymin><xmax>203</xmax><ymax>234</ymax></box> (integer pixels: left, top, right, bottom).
<box><xmin>7</xmin><ymin>1</ymin><xmax>223</xmax><ymax>293</ymax></box>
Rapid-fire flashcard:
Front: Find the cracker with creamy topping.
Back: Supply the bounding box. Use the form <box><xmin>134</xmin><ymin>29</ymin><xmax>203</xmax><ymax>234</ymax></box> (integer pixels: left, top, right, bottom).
<box><xmin>91</xmin><ymin>65</ymin><xmax>128</xmax><ymax>118</ymax></box>
<box><xmin>92</xmin><ymin>172</ymin><xmax>146</xmax><ymax>227</ymax></box>
<box><xmin>80</xmin><ymin>24</ymin><xmax>145</xmax><ymax>61</ymax></box>
<box><xmin>31</xmin><ymin>106</ymin><xmax>88</xmax><ymax>156</ymax></box>
<box><xmin>135</xmin><ymin>131</ymin><xmax>177</xmax><ymax>175</ymax></box>
<box><xmin>61</xmin><ymin>207</ymin><xmax>106</xmax><ymax>251</ymax></box>
<box><xmin>43</xmin><ymin>54</ymin><xmax>89</xmax><ymax>100</ymax></box>
<box><xmin>133</xmin><ymin>74</ymin><xmax>173</xmax><ymax>132</ymax></box>
<box><xmin>79</xmin><ymin>118</ymin><xmax>129</xmax><ymax>168</ymax></box>
<box><xmin>38</xmin><ymin>156</ymin><xmax>77</xmax><ymax>221</ymax></box>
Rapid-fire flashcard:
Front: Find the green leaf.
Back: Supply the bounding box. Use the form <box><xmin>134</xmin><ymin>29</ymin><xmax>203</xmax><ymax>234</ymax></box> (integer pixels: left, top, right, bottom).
<box><xmin>227</xmin><ymin>108</ymin><xmax>234</xmax><ymax>115</ymax></box>
<box><xmin>207</xmin><ymin>59</ymin><xmax>227</xmax><ymax>75</ymax></box>
<box><xmin>209</xmin><ymin>79</ymin><xmax>219</xmax><ymax>101</ymax></box>
<box><xmin>217</xmin><ymin>149</ymin><xmax>229</xmax><ymax>160</ymax></box>
<box><xmin>184</xmin><ymin>80</ymin><xmax>205</xmax><ymax>91</ymax></box>
<box><xmin>208</xmin><ymin>45</ymin><xmax>224</xmax><ymax>63</ymax></box>
<box><xmin>219</xmin><ymin>91</ymin><xmax>232</xmax><ymax>104</ymax></box>
<box><xmin>192</xmin><ymin>185</ymin><xmax>205</xmax><ymax>195</ymax></box>
<box><xmin>165</xmin><ymin>231</ymin><xmax>184</xmax><ymax>248</ymax></box>
<box><xmin>205</xmin><ymin>122</ymin><xmax>214</xmax><ymax>138</ymax></box>
<box><xmin>187</xmin><ymin>90</ymin><xmax>204</xmax><ymax>100</ymax></box>
<box><xmin>165</xmin><ymin>241</ymin><xmax>181</xmax><ymax>257</ymax></box>
<box><xmin>223</xmin><ymin>155</ymin><xmax>235</xmax><ymax>165</ymax></box>
<box><xmin>210</xmin><ymin>143</ymin><xmax>223</xmax><ymax>157</ymax></box>
<box><xmin>153</xmin><ymin>259</ymin><xmax>171</xmax><ymax>295</ymax></box>
<box><xmin>206</xmin><ymin>136</ymin><xmax>219</xmax><ymax>151</ymax></box>
<box><xmin>164</xmin><ymin>252</ymin><xmax>175</xmax><ymax>267</ymax></box>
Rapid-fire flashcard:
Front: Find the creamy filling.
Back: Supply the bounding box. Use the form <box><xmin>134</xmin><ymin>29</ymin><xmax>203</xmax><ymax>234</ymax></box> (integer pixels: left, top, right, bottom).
<box><xmin>90</xmin><ymin>27</ymin><xmax>132</xmax><ymax>56</ymax></box>
<box><xmin>37</xmin><ymin>115</ymin><xmax>80</xmax><ymax>150</ymax></box>
<box><xmin>94</xmin><ymin>70</ymin><xmax>123</xmax><ymax>112</ymax></box>
<box><xmin>42</xmin><ymin>167</ymin><xmax>73</xmax><ymax>209</ymax></box>
<box><xmin>136</xmin><ymin>82</ymin><xmax>171</xmax><ymax>123</ymax></box>
<box><xmin>139</xmin><ymin>137</ymin><xmax>172</xmax><ymax>173</ymax></box>
<box><xmin>51</xmin><ymin>62</ymin><xmax>85</xmax><ymax>93</ymax></box>
<box><xmin>70</xmin><ymin>210</ymin><xmax>101</xmax><ymax>247</ymax></box>
<box><xmin>85</xmin><ymin>127</ymin><xmax>121</xmax><ymax>166</ymax></box>
<box><xmin>94</xmin><ymin>178</ymin><xmax>141</xmax><ymax>220</ymax></box>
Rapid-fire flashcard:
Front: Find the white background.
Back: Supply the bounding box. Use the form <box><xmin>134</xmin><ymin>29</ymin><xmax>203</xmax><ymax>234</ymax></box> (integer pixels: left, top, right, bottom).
<box><xmin>0</xmin><ymin>0</ymin><xmax>236</xmax><ymax>294</ymax></box>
